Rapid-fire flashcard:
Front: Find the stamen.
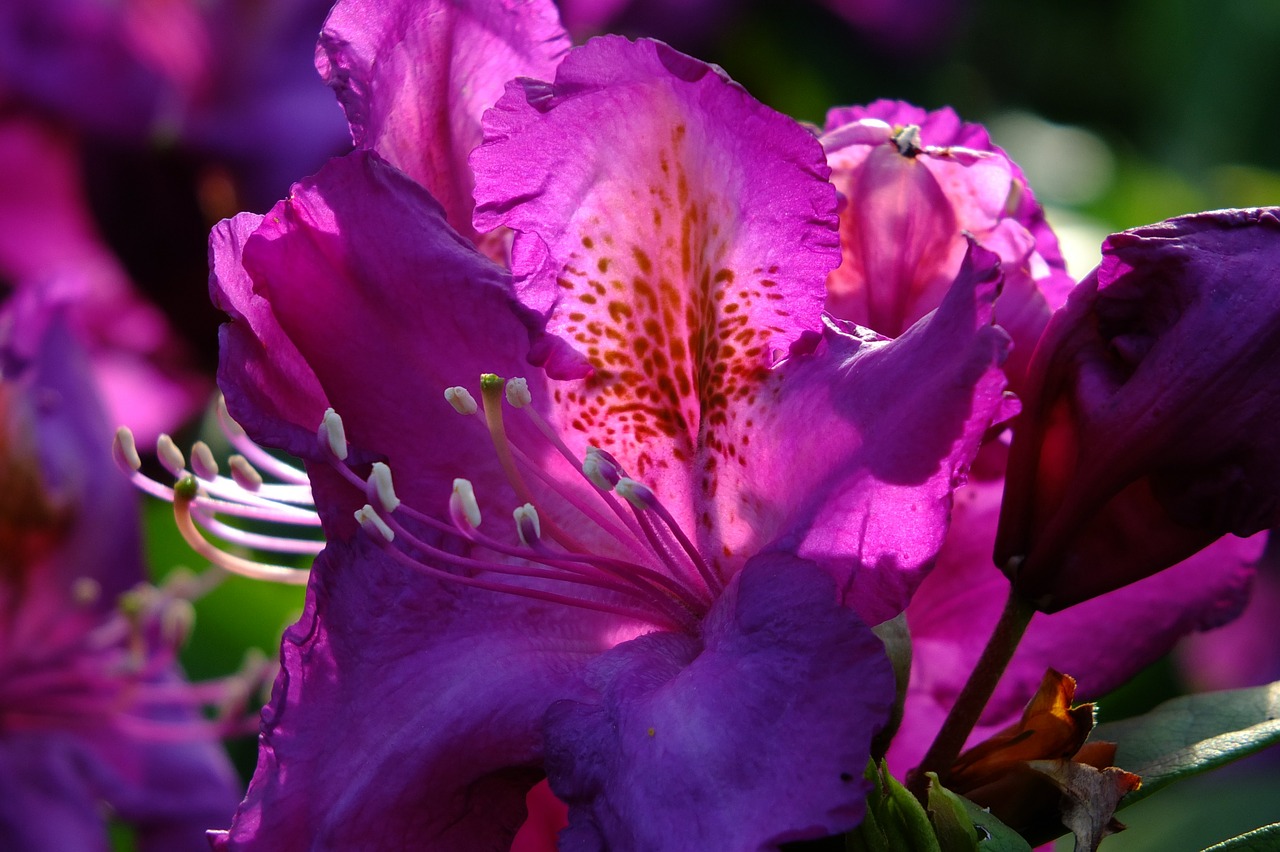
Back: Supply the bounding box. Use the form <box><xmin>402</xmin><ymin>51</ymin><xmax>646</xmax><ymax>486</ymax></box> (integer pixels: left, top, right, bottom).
<box><xmin>355</xmin><ymin>504</ymin><xmax>396</xmax><ymax>542</ymax></box>
<box><xmin>228</xmin><ymin>455</ymin><xmax>263</xmax><ymax>492</ymax></box>
<box><xmin>319</xmin><ymin>408</ymin><xmax>348</xmax><ymax>460</ymax></box>
<box><xmin>367</xmin><ymin>462</ymin><xmax>400</xmax><ymax>512</ymax></box>
<box><xmin>616</xmin><ymin>477</ymin><xmax>656</xmax><ymax>510</ymax></box>
<box><xmin>479</xmin><ymin>373</ymin><xmax>537</xmax><ymax>508</ymax></box>
<box><xmin>445</xmin><ymin>386</ymin><xmax>479</xmax><ymax>415</ymax></box>
<box><xmin>618</xmin><ymin>478</ymin><xmax>722</xmax><ymax>595</ymax></box>
<box><xmin>157</xmin><ymin>434</ymin><xmax>186</xmax><ymax>477</ymax></box>
<box><xmin>216</xmin><ymin>396</ymin><xmax>310</xmax><ymax>485</ymax></box>
<box><xmin>190</xmin><ymin>507</ymin><xmax>325</xmax><ymax>555</ymax></box>
<box><xmin>584</xmin><ymin>446</ymin><xmax>622</xmax><ymax>491</ymax></box>
<box><xmin>160</xmin><ymin>598</ymin><xmax>197</xmax><ymax>649</ymax></box>
<box><xmin>514</xmin><ymin>503</ymin><xmax>541</xmax><ymax>546</ymax></box>
<box><xmin>72</xmin><ymin>577</ymin><xmax>102</xmax><ymax>606</ymax></box>
<box><xmin>505</xmin><ymin>377</ymin><xmax>532</xmax><ymax>408</ymax></box>
<box><xmin>113</xmin><ymin>426</ymin><xmax>142</xmax><ymax>471</ymax></box>
<box><xmin>190</xmin><ymin>441</ymin><xmax>219</xmax><ymax>481</ymax></box>
<box><xmin>450</xmin><ymin>478</ymin><xmax>482</xmax><ymax>528</ymax></box>
<box><xmin>171</xmin><ymin>476</ymin><xmax>311</xmax><ymax>585</ymax></box>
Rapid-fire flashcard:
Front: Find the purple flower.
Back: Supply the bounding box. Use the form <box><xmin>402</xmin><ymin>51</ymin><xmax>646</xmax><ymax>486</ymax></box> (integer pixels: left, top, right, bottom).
<box><xmin>205</xmin><ymin>6</ymin><xmax>1011</xmax><ymax>845</ymax></box>
<box><xmin>821</xmin><ymin>100</ymin><xmax>1074</xmax><ymax>394</ymax></box>
<box><xmin>0</xmin><ymin>109</ymin><xmax>208</xmax><ymax>443</ymax></box>
<box><xmin>0</xmin><ymin>293</ymin><xmax>240</xmax><ymax>850</ymax></box>
<box><xmin>813</xmin><ymin>107</ymin><xmax>1264</xmax><ymax>773</ymax></box>
<box><xmin>0</xmin><ymin>0</ymin><xmax>347</xmax><ymax>199</ymax></box>
<box><xmin>996</xmin><ymin>208</ymin><xmax>1280</xmax><ymax>611</ymax></box>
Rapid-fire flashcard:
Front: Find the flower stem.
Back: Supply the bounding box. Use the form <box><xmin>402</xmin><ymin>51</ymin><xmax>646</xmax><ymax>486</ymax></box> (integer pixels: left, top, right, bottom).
<box><xmin>909</xmin><ymin>584</ymin><xmax>1036</xmax><ymax>798</ymax></box>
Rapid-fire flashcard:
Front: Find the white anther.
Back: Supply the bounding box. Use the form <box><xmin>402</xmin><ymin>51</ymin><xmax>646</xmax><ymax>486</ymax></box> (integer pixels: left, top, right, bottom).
<box><xmin>161</xmin><ymin>598</ymin><xmax>197</xmax><ymax>648</ymax></box>
<box><xmin>319</xmin><ymin>408</ymin><xmax>348</xmax><ymax>460</ymax></box>
<box><xmin>369</xmin><ymin>462</ymin><xmax>400</xmax><ymax>512</ymax></box>
<box><xmin>72</xmin><ymin>577</ymin><xmax>101</xmax><ymax>606</ymax></box>
<box><xmin>513</xmin><ymin>503</ymin><xmax>541</xmax><ymax>547</ymax></box>
<box><xmin>444</xmin><ymin>386</ymin><xmax>478</xmax><ymax>415</ymax></box>
<box><xmin>583</xmin><ymin>447</ymin><xmax>621</xmax><ymax>491</ymax></box>
<box><xmin>190</xmin><ymin>441</ymin><xmax>219</xmax><ymax>481</ymax></box>
<box><xmin>616</xmin><ymin>477</ymin><xmax>656</xmax><ymax>511</ymax></box>
<box><xmin>505</xmin><ymin>377</ymin><xmax>532</xmax><ymax>408</ymax></box>
<box><xmin>450</xmin><ymin>478</ymin><xmax>482</xmax><ymax>528</ymax></box>
<box><xmin>229</xmin><ymin>455</ymin><xmax>264</xmax><ymax>492</ymax></box>
<box><xmin>156</xmin><ymin>434</ymin><xmax>187</xmax><ymax>477</ymax></box>
<box><xmin>354</xmin><ymin>504</ymin><xmax>396</xmax><ymax>542</ymax></box>
<box><xmin>113</xmin><ymin>427</ymin><xmax>142</xmax><ymax>471</ymax></box>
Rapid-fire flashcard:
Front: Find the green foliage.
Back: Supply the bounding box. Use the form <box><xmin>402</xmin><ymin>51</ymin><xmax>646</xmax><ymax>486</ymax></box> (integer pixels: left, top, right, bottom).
<box><xmin>1093</xmin><ymin>681</ymin><xmax>1280</xmax><ymax>808</ymax></box>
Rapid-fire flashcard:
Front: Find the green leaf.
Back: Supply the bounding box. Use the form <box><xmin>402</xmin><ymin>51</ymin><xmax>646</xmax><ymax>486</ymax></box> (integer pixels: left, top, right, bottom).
<box><xmin>951</xmin><ymin>797</ymin><xmax>1034</xmax><ymax>852</ymax></box>
<box><xmin>1092</xmin><ymin>680</ymin><xmax>1280</xmax><ymax>807</ymax></box>
<box><xmin>1202</xmin><ymin>823</ymin><xmax>1280</xmax><ymax>851</ymax></box>
<box><xmin>925</xmin><ymin>773</ymin><xmax>978</xmax><ymax>852</ymax></box>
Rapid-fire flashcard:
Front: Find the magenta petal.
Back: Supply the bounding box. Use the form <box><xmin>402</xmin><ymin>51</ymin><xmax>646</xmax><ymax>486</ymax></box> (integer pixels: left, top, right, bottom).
<box><xmin>317</xmin><ymin>0</ymin><xmax>569</xmax><ymax>241</ymax></box>
<box><xmin>888</xmin><ymin>477</ymin><xmax>1261</xmax><ymax>775</ymax></box>
<box><xmin>215</xmin><ymin>151</ymin><xmax>546</xmax><ymax>513</ymax></box>
<box><xmin>748</xmin><ymin>241</ymin><xmax>1011</xmax><ymax>625</ymax></box>
<box><xmin>217</xmin><ymin>537</ymin><xmax>611</xmax><ymax>850</ymax></box>
<box><xmin>471</xmin><ymin>34</ymin><xmax>838</xmax><ymax>491</ymax></box>
<box><xmin>543</xmin><ymin>554</ymin><xmax>894</xmax><ymax>850</ymax></box>
<box><xmin>821</xmin><ymin>100</ymin><xmax>1070</xmax><ymax>392</ymax></box>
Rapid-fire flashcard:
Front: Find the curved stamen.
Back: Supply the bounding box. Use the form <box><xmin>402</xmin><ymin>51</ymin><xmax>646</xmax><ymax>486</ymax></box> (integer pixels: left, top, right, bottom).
<box><xmin>171</xmin><ymin>477</ymin><xmax>310</xmax><ymax>585</ymax></box>
<box><xmin>191</xmin><ymin>507</ymin><xmax>325</xmax><ymax>555</ymax></box>
<box><xmin>217</xmin><ymin>396</ymin><xmax>310</xmax><ymax>485</ymax></box>
<box><xmin>370</xmin><ymin>518</ymin><xmax>692</xmax><ymax>631</ymax></box>
<box><xmin>618</xmin><ymin>478</ymin><xmax>723</xmax><ymax>595</ymax></box>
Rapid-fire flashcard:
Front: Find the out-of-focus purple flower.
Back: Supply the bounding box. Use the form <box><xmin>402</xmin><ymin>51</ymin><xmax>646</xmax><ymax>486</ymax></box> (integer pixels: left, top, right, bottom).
<box><xmin>821</xmin><ymin>100</ymin><xmax>1074</xmax><ymax>394</ymax></box>
<box><xmin>203</xmin><ymin>3</ymin><xmax>1012</xmax><ymax>843</ymax></box>
<box><xmin>1176</xmin><ymin>534</ymin><xmax>1280</xmax><ymax>692</ymax></box>
<box><xmin>0</xmin><ymin>109</ymin><xmax>207</xmax><ymax>442</ymax></box>
<box><xmin>996</xmin><ymin>208</ymin><xmax>1280</xmax><ymax>611</ymax></box>
<box><xmin>0</xmin><ymin>0</ymin><xmax>347</xmax><ymax>201</ymax></box>
<box><xmin>0</xmin><ymin>293</ymin><xmax>241</xmax><ymax>851</ymax></box>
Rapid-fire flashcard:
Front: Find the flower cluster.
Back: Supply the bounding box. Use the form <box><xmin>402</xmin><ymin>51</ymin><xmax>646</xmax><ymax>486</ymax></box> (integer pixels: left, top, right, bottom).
<box><xmin>4</xmin><ymin>0</ymin><xmax>1279</xmax><ymax>848</ymax></box>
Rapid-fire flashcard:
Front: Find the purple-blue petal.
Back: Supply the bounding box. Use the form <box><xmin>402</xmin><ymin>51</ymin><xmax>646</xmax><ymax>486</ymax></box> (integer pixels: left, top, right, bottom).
<box><xmin>543</xmin><ymin>554</ymin><xmax>895</xmax><ymax>849</ymax></box>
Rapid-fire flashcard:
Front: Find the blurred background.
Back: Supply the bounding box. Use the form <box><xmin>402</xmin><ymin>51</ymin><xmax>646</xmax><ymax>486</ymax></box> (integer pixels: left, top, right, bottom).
<box><xmin>2</xmin><ymin>0</ymin><xmax>1277</xmax><ymax>848</ymax></box>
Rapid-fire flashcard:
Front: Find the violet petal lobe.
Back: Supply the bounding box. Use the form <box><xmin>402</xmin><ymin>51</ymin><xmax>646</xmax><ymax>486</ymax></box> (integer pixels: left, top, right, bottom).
<box><xmin>317</xmin><ymin>0</ymin><xmax>569</xmax><ymax>242</ymax></box>
<box><xmin>997</xmin><ymin>208</ymin><xmax>1280</xmax><ymax>610</ymax></box>
<box><xmin>749</xmin><ymin>241</ymin><xmax>1011</xmax><ymax>625</ymax></box>
<box><xmin>212</xmin><ymin>537</ymin><xmax>613</xmax><ymax>851</ymax></box>
<box><xmin>543</xmin><ymin>554</ymin><xmax>895</xmax><ymax>850</ymax></box>
<box><xmin>219</xmin><ymin>151</ymin><xmax>546</xmax><ymax>518</ymax></box>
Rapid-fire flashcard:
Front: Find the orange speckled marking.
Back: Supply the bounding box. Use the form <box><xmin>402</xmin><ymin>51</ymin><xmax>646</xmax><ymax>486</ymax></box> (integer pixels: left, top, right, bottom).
<box><xmin>552</xmin><ymin>124</ymin><xmax>791</xmax><ymax>493</ymax></box>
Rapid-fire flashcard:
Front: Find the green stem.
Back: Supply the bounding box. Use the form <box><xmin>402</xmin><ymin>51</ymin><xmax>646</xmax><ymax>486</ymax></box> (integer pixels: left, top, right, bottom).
<box><xmin>910</xmin><ymin>585</ymin><xmax>1036</xmax><ymax>799</ymax></box>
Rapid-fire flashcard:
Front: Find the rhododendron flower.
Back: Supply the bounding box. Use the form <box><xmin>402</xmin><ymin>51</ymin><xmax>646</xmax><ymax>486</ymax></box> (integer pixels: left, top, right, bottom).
<box><xmin>997</xmin><ymin>208</ymin><xmax>1280</xmax><ymax>611</ymax></box>
<box><xmin>205</xmin><ymin>11</ymin><xmax>1012</xmax><ymax>846</ymax></box>
<box><xmin>812</xmin><ymin>105</ymin><xmax>1264</xmax><ymax>774</ymax></box>
<box><xmin>821</xmin><ymin>100</ymin><xmax>1074</xmax><ymax>393</ymax></box>
<box><xmin>0</xmin><ymin>294</ymin><xmax>240</xmax><ymax>850</ymax></box>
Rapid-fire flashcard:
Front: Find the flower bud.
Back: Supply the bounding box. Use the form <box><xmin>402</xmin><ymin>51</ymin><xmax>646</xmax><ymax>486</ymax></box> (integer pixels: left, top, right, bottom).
<box><xmin>996</xmin><ymin>208</ymin><xmax>1280</xmax><ymax>611</ymax></box>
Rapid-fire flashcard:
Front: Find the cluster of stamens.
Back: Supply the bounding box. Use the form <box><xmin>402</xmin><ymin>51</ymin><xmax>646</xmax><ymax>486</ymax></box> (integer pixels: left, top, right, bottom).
<box><xmin>113</xmin><ymin>396</ymin><xmax>319</xmax><ymax>585</ymax></box>
<box><xmin>2</xmin><ymin>564</ymin><xmax>275</xmax><ymax>741</ymax></box>
<box><xmin>333</xmin><ymin>373</ymin><xmax>724</xmax><ymax>632</ymax></box>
